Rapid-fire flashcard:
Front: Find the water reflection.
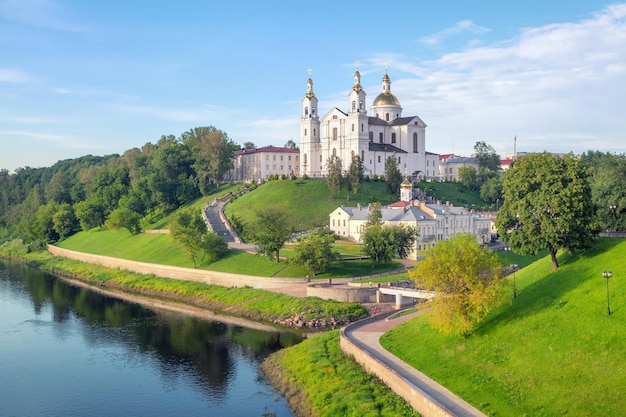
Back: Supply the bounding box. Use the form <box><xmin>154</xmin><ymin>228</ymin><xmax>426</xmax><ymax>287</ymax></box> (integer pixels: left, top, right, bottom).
<box><xmin>0</xmin><ymin>260</ymin><xmax>302</xmax><ymax>416</ymax></box>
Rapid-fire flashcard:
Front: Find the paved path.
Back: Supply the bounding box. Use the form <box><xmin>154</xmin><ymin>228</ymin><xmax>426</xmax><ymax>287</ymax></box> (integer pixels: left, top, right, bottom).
<box><xmin>345</xmin><ymin>310</ymin><xmax>486</xmax><ymax>417</ymax></box>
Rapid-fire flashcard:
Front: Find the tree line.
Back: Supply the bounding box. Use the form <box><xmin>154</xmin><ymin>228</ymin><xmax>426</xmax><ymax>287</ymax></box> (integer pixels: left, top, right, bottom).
<box><xmin>0</xmin><ymin>126</ymin><xmax>239</xmax><ymax>246</ymax></box>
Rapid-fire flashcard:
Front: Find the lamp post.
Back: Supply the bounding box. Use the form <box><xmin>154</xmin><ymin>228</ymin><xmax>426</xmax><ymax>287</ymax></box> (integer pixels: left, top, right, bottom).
<box><xmin>510</xmin><ymin>263</ymin><xmax>519</xmax><ymax>299</ymax></box>
<box><xmin>602</xmin><ymin>271</ymin><xmax>612</xmax><ymax>316</ymax></box>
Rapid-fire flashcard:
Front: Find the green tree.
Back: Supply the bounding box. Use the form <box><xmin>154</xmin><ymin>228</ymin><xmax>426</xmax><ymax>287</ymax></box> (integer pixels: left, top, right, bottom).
<box><xmin>250</xmin><ymin>207</ymin><xmax>292</xmax><ymax>263</ymax></box>
<box><xmin>458</xmin><ymin>166</ymin><xmax>479</xmax><ymax>191</ymax></box>
<box><xmin>291</xmin><ymin>232</ymin><xmax>338</xmax><ymax>276</ymax></box>
<box><xmin>243</xmin><ymin>141</ymin><xmax>256</xmax><ymax>150</ymax></box>
<box><xmin>473</xmin><ymin>141</ymin><xmax>501</xmax><ymax>172</ymax></box>
<box><xmin>496</xmin><ymin>152</ymin><xmax>596</xmax><ymax>270</ymax></box>
<box><xmin>480</xmin><ymin>176</ymin><xmax>503</xmax><ymax>205</ymax></box>
<box><xmin>284</xmin><ymin>139</ymin><xmax>298</xmax><ymax>150</ymax></box>
<box><xmin>584</xmin><ymin>151</ymin><xmax>626</xmax><ymax>232</ymax></box>
<box><xmin>105</xmin><ymin>207</ymin><xmax>142</xmax><ymax>234</ymax></box>
<box><xmin>362</xmin><ymin>224</ymin><xmax>396</xmax><ymax>268</ymax></box>
<box><xmin>388</xmin><ymin>224</ymin><xmax>417</xmax><ymax>259</ymax></box>
<box><xmin>170</xmin><ymin>208</ymin><xmax>227</xmax><ymax>268</ymax></box>
<box><xmin>410</xmin><ymin>233</ymin><xmax>506</xmax><ymax>336</ymax></box>
<box><xmin>384</xmin><ymin>156</ymin><xmax>402</xmax><ymax>196</ymax></box>
<box><xmin>326</xmin><ymin>155</ymin><xmax>343</xmax><ymax>199</ymax></box>
<box><xmin>52</xmin><ymin>203</ymin><xmax>78</xmax><ymax>239</ymax></box>
<box><xmin>347</xmin><ymin>155</ymin><xmax>364</xmax><ymax>200</ymax></box>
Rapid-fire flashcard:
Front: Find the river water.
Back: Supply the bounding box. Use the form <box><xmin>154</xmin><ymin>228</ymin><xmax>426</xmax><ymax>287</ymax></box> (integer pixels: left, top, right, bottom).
<box><xmin>0</xmin><ymin>260</ymin><xmax>302</xmax><ymax>417</ymax></box>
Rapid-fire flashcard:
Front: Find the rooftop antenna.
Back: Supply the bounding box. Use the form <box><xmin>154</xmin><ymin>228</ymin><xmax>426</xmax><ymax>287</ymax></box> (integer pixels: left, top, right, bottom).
<box><xmin>514</xmin><ymin>135</ymin><xmax>517</xmax><ymax>159</ymax></box>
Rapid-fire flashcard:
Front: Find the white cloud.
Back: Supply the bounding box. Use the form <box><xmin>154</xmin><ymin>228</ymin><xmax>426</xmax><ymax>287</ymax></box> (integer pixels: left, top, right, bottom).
<box><xmin>0</xmin><ymin>0</ymin><xmax>88</xmax><ymax>32</ymax></box>
<box><xmin>419</xmin><ymin>20</ymin><xmax>490</xmax><ymax>46</ymax></box>
<box><xmin>0</xmin><ymin>68</ymin><xmax>32</xmax><ymax>83</ymax></box>
<box><xmin>388</xmin><ymin>4</ymin><xmax>626</xmax><ymax>156</ymax></box>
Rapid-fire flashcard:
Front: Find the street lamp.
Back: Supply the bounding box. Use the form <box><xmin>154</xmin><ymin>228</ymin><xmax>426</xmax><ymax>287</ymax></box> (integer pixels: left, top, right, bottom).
<box><xmin>602</xmin><ymin>271</ymin><xmax>612</xmax><ymax>316</ymax></box>
<box><xmin>510</xmin><ymin>263</ymin><xmax>519</xmax><ymax>299</ymax></box>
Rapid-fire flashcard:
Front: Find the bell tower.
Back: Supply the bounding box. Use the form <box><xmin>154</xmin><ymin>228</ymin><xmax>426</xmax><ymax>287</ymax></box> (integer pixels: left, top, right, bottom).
<box><xmin>300</xmin><ymin>68</ymin><xmax>321</xmax><ymax>176</ymax></box>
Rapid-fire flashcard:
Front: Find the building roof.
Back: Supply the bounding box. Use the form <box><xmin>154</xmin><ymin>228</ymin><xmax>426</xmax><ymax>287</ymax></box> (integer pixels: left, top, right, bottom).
<box><xmin>368</xmin><ymin>142</ymin><xmax>407</xmax><ymax>153</ymax></box>
<box><xmin>336</xmin><ymin>205</ymin><xmax>436</xmax><ymax>223</ymax></box>
<box><xmin>233</xmin><ymin>146</ymin><xmax>299</xmax><ymax>156</ymax></box>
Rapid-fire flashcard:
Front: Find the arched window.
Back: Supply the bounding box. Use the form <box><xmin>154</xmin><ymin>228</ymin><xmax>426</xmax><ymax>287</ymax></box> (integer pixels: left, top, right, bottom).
<box><xmin>379</xmin><ymin>132</ymin><xmax>383</xmax><ymax>143</ymax></box>
<box><xmin>313</xmin><ymin>128</ymin><xmax>316</xmax><ymax>136</ymax></box>
<box><xmin>332</xmin><ymin>148</ymin><xmax>337</xmax><ymax>157</ymax></box>
<box><xmin>351</xmin><ymin>124</ymin><xmax>355</xmax><ymax>132</ymax></box>
<box><xmin>385</xmin><ymin>113</ymin><xmax>390</xmax><ymax>121</ymax></box>
<box><xmin>305</xmin><ymin>107</ymin><xmax>308</xmax><ymax>116</ymax></box>
<box><xmin>369</xmin><ymin>131</ymin><xmax>373</xmax><ymax>142</ymax></box>
<box><xmin>413</xmin><ymin>132</ymin><xmax>418</xmax><ymax>153</ymax></box>
<box><xmin>333</xmin><ymin>127</ymin><xmax>338</xmax><ymax>140</ymax></box>
<box><xmin>361</xmin><ymin>123</ymin><xmax>364</xmax><ymax>132</ymax></box>
<box><xmin>304</xmin><ymin>128</ymin><xmax>307</xmax><ymax>136</ymax></box>
<box><xmin>352</xmin><ymin>101</ymin><xmax>356</xmax><ymax>111</ymax></box>
<box><xmin>304</xmin><ymin>154</ymin><xmax>308</xmax><ymax>164</ymax></box>
<box><xmin>361</xmin><ymin>150</ymin><xmax>365</xmax><ymax>161</ymax></box>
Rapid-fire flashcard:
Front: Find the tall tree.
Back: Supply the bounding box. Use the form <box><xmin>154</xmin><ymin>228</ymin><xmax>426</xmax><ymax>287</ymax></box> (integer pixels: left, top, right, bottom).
<box><xmin>291</xmin><ymin>232</ymin><xmax>338</xmax><ymax>276</ymax></box>
<box><xmin>284</xmin><ymin>139</ymin><xmax>298</xmax><ymax>150</ymax></box>
<box><xmin>326</xmin><ymin>155</ymin><xmax>343</xmax><ymax>199</ymax></box>
<box><xmin>410</xmin><ymin>233</ymin><xmax>506</xmax><ymax>336</ymax></box>
<box><xmin>250</xmin><ymin>207</ymin><xmax>292</xmax><ymax>263</ymax></box>
<box><xmin>389</xmin><ymin>223</ymin><xmax>417</xmax><ymax>259</ymax></box>
<box><xmin>473</xmin><ymin>141</ymin><xmax>501</xmax><ymax>172</ymax></box>
<box><xmin>458</xmin><ymin>166</ymin><xmax>479</xmax><ymax>191</ymax></box>
<box><xmin>384</xmin><ymin>156</ymin><xmax>402</xmax><ymax>196</ymax></box>
<box><xmin>584</xmin><ymin>151</ymin><xmax>626</xmax><ymax>232</ymax></box>
<box><xmin>496</xmin><ymin>152</ymin><xmax>596</xmax><ymax>270</ymax></box>
<box><xmin>347</xmin><ymin>155</ymin><xmax>364</xmax><ymax>200</ymax></box>
<box><xmin>171</xmin><ymin>208</ymin><xmax>226</xmax><ymax>268</ymax></box>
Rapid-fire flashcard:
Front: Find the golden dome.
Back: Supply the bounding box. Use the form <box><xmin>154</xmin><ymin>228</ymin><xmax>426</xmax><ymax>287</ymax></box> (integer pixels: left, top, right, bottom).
<box><xmin>372</xmin><ymin>92</ymin><xmax>400</xmax><ymax>106</ymax></box>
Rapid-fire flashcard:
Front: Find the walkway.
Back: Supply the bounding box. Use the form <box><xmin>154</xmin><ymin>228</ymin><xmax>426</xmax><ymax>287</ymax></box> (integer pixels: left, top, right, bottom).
<box><xmin>343</xmin><ymin>310</ymin><xmax>486</xmax><ymax>417</ymax></box>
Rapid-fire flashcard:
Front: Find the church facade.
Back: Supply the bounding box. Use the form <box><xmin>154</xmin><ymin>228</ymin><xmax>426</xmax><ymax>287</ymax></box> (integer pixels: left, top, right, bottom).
<box><xmin>299</xmin><ymin>66</ymin><xmax>439</xmax><ymax>179</ymax></box>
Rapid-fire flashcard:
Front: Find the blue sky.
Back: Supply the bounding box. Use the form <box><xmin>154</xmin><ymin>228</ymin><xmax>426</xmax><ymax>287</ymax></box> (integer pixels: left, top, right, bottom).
<box><xmin>1</xmin><ymin>0</ymin><xmax>625</xmax><ymax>172</ymax></box>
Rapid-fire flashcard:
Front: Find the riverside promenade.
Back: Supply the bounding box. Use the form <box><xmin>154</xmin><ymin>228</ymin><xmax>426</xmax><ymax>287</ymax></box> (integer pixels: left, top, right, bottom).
<box><xmin>342</xmin><ymin>311</ymin><xmax>486</xmax><ymax>417</ymax></box>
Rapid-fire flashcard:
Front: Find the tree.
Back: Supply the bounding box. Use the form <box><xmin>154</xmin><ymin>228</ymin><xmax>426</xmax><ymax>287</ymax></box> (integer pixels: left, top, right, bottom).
<box><xmin>105</xmin><ymin>207</ymin><xmax>141</xmax><ymax>234</ymax></box>
<box><xmin>347</xmin><ymin>155</ymin><xmax>364</xmax><ymax>200</ymax></box>
<box><xmin>473</xmin><ymin>141</ymin><xmax>501</xmax><ymax>172</ymax></box>
<box><xmin>388</xmin><ymin>223</ymin><xmax>417</xmax><ymax>259</ymax></box>
<box><xmin>362</xmin><ymin>224</ymin><xmax>396</xmax><ymax>268</ymax></box>
<box><xmin>496</xmin><ymin>152</ymin><xmax>596</xmax><ymax>270</ymax></box>
<box><xmin>326</xmin><ymin>155</ymin><xmax>343</xmax><ymax>198</ymax></box>
<box><xmin>284</xmin><ymin>139</ymin><xmax>298</xmax><ymax>150</ymax></box>
<box><xmin>243</xmin><ymin>141</ymin><xmax>256</xmax><ymax>150</ymax></box>
<box><xmin>410</xmin><ymin>233</ymin><xmax>506</xmax><ymax>336</ymax></box>
<box><xmin>170</xmin><ymin>208</ymin><xmax>226</xmax><ymax>268</ymax></box>
<box><xmin>458</xmin><ymin>166</ymin><xmax>479</xmax><ymax>191</ymax></box>
<box><xmin>384</xmin><ymin>156</ymin><xmax>402</xmax><ymax>196</ymax></box>
<box><xmin>584</xmin><ymin>151</ymin><xmax>626</xmax><ymax>232</ymax></box>
<box><xmin>250</xmin><ymin>207</ymin><xmax>292</xmax><ymax>263</ymax></box>
<box><xmin>480</xmin><ymin>176</ymin><xmax>503</xmax><ymax>205</ymax></box>
<box><xmin>52</xmin><ymin>203</ymin><xmax>78</xmax><ymax>239</ymax></box>
<box><xmin>291</xmin><ymin>232</ymin><xmax>338</xmax><ymax>276</ymax></box>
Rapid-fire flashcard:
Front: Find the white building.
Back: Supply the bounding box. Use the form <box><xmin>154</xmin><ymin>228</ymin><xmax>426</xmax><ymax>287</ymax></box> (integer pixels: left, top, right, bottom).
<box><xmin>438</xmin><ymin>154</ymin><xmax>481</xmax><ymax>182</ymax></box>
<box><xmin>299</xmin><ymin>66</ymin><xmax>439</xmax><ymax>180</ymax></box>
<box><xmin>329</xmin><ymin>178</ymin><xmax>492</xmax><ymax>259</ymax></box>
<box><xmin>230</xmin><ymin>146</ymin><xmax>299</xmax><ymax>183</ymax></box>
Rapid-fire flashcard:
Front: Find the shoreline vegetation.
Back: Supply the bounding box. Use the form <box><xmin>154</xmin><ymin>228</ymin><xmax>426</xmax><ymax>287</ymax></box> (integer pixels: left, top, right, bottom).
<box><xmin>0</xmin><ymin>246</ymin><xmax>423</xmax><ymax>416</ymax></box>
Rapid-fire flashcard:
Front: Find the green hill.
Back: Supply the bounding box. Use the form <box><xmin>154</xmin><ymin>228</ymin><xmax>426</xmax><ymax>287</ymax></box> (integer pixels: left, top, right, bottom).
<box><xmin>381</xmin><ymin>237</ymin><xmax>626</xmax><ymax>416</ymax></box>
<box><xmin>225</xmin><ymin>178</ymin><xmax>395</xmax><ymax>233</ymax></box>
<box><xmin>417</xmin><ymin>180</ymin><xmax>488</xmax><ymax>209</ymax></box>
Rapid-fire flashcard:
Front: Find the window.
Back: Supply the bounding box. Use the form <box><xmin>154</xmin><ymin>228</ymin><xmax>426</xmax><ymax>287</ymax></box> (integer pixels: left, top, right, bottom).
<box><xmin>333</xmin><ymin>127</ymin><xmax>338</xmax><ymax>141</ymax></box>
<box><xmin>378</xmin><ymin>155</ymin><xmax>381</xmax><ymax>163</ymax></box>
<box><xmin>313</xmin><ymin>128</ymin><xmax>316</xmax><ymax>136</ymax></box>
<box><xmin>351</xmin><ymin>124</ymin><xmax>355</xmax><ymax>132</ymax></box>
<box><xmin>398</xmin><ymin>157</ymin><xmax>401</xmax><ymax>164</ymax></box>
<box><xmin>361</xmin><ymin>150</ymin><xmax>365</xmax><ymax>161</ymax></box>
<box><xmin>305</xmin><ymin>107</ymin><xmax>308</xmax><ymax>116</ymax></box>
<box><xmin>369</xmin><ymin>131</ymin><xmax>373</xmax><ymax>142</ymax></box>
<box><xmin>333</xmin><ymin>219</ymin><xmax>335</xmax><ymax>226</ymax></box>
<box><xmin>343</xmin><ymin>220</ymin><xmax>346</xmax><ymax>227</ymax></box>
<box><xmin>413</xmin><ymin>132</ymin><xmax>418</xmax><ymax>153</ymax></box>
<box><xmin>273</xmin><ymin>155</ymin><xmax>276</xmax><ymax>161</ymax></box>
<box><xmin>379</xmin><ymin>132</ymin><xmax>383</xmax><ymax>143</ymax></box>
<box><xmin>391</xmin><ymin>133</ymin><xmax>396</xmax><ymax>143</ymax></box>
<box><xmin>304</xmin><ymin>128</ymin><xmax>307</xmax><ymax>136</ymax></box>
<box><xmin>352</xmin><ymin>101</ymin><xmax>356</xmax><ymax>111</ymax></box>
<box><xmin>385</xmin><ymin>113</ymin><xmax>390</xmax><ymax>121</ymax></box>
<box><xmin>280</xmin><ymin>155</ymin><xmax>283</xmax><ymax>161</ymax></box>
<box><xmin>361</xmin><ymin>123</ymin><xmax>364</xmax><ymax>132</ymax></box>
<box><xmin>360</xmin><ymin>100</ymin><xmax>364</xmax><ymax>110</ymax></box>
<box><xmin>333</xmin><ymin>148</ymin><xmax>337</xmax><ymax>157</ymax></box>
<box><xmin>320</xmin><ymin>155</ymin><xmax>322</xmax><ymax>162</ymax></box>
<box><xmin>304</xmin><ymin>154</ymin><xmax>307</xmax><ymax>164</ymax></box>
<box><xmin>288</xmin><ymin>155</ymin><xmax>291</xmax><ymax>161</ymax></box>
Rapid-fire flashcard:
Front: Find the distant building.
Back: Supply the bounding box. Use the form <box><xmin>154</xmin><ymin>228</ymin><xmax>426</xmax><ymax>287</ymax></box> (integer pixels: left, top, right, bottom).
<box><xmin>329</xmin><ymin>178</ymin><xmax>492</xmax><ymax>259</ymax></box>
<box><xmin>229</xmin><ymin>146</ymin><xmax>299</xmax><ymax>183</ymax></box>
<box><xmin>438</xmin><ymin>154</ymin><xmax>480</xmax><ymax>181</ymax></box>
<box><xmin>299</xmin><ymin>65</ymin><xmax>440</xmax><ymax>181</ymax></box>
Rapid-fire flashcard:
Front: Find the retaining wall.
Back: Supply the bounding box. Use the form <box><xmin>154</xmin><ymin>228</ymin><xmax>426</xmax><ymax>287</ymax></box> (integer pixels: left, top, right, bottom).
<box><xmin>340</xmin><ymin>320</ymin><xmax>457</xmax><ymax>417</ymax></box>
<box><xmin>307</xmin><ymin>284</ymin><xmax>379</xmax><ymax>302</ymax></box>
<box><xmin>48</xmin><ymin>245</ymin><xmax>308</xmax><ymax>289</ymax></box>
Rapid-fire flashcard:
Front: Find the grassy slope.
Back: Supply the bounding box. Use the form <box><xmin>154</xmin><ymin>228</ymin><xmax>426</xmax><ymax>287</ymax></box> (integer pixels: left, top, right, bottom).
<box><xmin>417</xmin><ymin>181</ymin><xmax>487</xmax><ymax>208</ymax></box>
<box><xmin>225</xmin><ymin>178</ymin><xmax>395</xmax><ymax>232</ymax></box>
<box><xmin>381</xmin><ymin>237</ymin><xmax>626</xmax><ymax>416</ymax></box>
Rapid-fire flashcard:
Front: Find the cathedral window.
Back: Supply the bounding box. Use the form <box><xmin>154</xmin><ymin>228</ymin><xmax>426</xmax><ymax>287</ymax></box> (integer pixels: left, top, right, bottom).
<box><xmin>361</xmin><ymin>150</ymin><xmax>365</xmax><ymax>161</ymax></box>
<box><xmin>332</xmin><ymin>148</ymin><xmax>337</xmax><ymax>157</ymax></box>
<box><xmin>385</xmin><ymin>113</ymin><xmax>390</xmax><ymax>121</ymax></box>
<box><xmin>391</xmin><ymin>133</ymin><xmax>396</xmax><ymax>144</ymax></box>
<box><xmin>304</xmin><ymin>128</ymin><xmax>307</xmax><ymax>136</ymax></box>
<box><xmin>378</xmin><ymin>155</ymin><xmax>381</xmax><ymax>163</ymax></box>
<box><xmin>413</xmin><ymin>132</ymin><xmax>418</xmax><ymax>153</ymax></box>
<box><xmin>361</xmin><ymin>123</ymin><xmax>364</xmax><ymax>132</ymax></box>
<box><xmin>305</xmin><ymin>107</ymin><xmax>308</xmax><ymax>116</ymax></box>
<box><xmin>313</xmin><ymin>128</ymin><xmax>316</xmax><ymax>136</ymax></box>
<box><xmin>369</xmin><ymin>132</ymin><xmax>373</xmax><ymax>142</ymax></box>
<box><xmin>379</xmin><ymin>132</ymin><xmax>383</xmax><ymax>143</ymax></box>
<box><xmin>312</xmin><ymin>107</ymin><xmax>316</xmax><ymax>115</ymax></box>
<box><xmin>333</xmin><ymin>128</ymin><xmax>338</xmax><ymax>141</ymax></box>
<box><xmin>352</xmin><ymin>101</ymin><xmax>356</xmax><ymax>111</ymax></box>
<box><xmin>360</xmin><ymin>100</ymin><xmax>364</xmax><ymax>109</ymax></box>
<box><xmin>351</xmin><ymin>124</ymin><xmax>355</xmax><ymax>132</ymax></box>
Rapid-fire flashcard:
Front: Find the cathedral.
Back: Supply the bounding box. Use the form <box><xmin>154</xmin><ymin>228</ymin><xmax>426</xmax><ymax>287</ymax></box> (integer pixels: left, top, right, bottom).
<box><xmin>299</xmin><ymin>64</ymin><xmax>439</xmax><ymax>179</ymax></box>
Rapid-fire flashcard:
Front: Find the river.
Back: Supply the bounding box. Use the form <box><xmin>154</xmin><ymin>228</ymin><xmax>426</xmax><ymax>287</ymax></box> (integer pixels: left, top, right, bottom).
<box><xmin>0</xmin><ymin>260</ymin><xmax>302</xmax><ymax>417</ymax></box>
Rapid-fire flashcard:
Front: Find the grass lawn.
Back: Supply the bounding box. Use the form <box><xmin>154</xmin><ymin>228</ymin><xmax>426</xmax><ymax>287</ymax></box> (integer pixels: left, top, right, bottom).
<box><xmin>417</xmin><ymin>181</ymin><xmax>488</xmax><ymax>209</ymax></box>
<box><xmin>58</xmin><ymin>227</ymin><xmax>403</xmax><ymax>278</ymax></box>
<box><xmin>225</xmin><ymin>178</ymin><xmax>394</xmax><ymax>233</ymax></box>
<box><xmin>380</xmin><ymin>237</ymin><xmax>626</xmax><ymax>416</ymax></box>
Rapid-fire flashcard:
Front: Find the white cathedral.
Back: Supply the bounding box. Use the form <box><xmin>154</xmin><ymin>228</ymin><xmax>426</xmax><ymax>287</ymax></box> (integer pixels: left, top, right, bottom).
<box><xmin>299</xmin><ymin>65</ymin><xmax>440</xmax><ymax>179</ymax></box>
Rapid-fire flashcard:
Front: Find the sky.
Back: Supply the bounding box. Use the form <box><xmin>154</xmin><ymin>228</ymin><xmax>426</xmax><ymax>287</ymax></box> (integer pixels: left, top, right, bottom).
<box><xmin>1</xmin><ymin>0</ymin><xmax>626</xmax><ymax>172</ymax></box>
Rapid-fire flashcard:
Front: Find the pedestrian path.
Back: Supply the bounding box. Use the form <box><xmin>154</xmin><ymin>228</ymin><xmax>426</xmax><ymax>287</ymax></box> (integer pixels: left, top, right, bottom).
<box><xmin>344</xmin><ymin>310</ymin><xmax>486</xmax><ymax>417</ymax></box>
